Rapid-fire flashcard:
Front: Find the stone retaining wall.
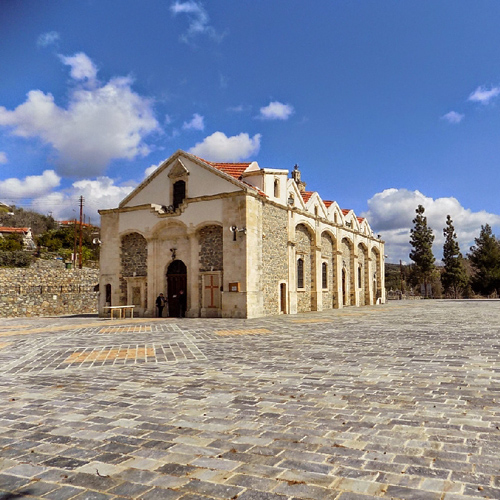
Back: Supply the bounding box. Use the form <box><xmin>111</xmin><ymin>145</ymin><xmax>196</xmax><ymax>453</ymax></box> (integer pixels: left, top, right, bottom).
<box><xmin>0</xmin><ymin>259</ymin><xmax>99</xmax><ymax>317</ymax></box>
<box><xmin>262</xmin><ymin>204</ymin><xmax>288</xmax><ymax>316</ymax></box>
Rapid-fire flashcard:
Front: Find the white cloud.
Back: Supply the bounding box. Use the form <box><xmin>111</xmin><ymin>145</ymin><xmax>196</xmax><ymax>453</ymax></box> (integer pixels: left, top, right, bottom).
<box><xmin>0</xmin><ymin>170</ymin><xmax>61</xmax><ymax>199</ymax></box>
<box><xmin>0</xmin><ymin>152</ymin><xmax>7</xmax><ymax>164</ymax></box>
<box><xmin>189</xmin><ymin>131</ymin><xmax>261</xmax><ymax>161</ymax></box>
<box><xmin>468</xmin><ymin>85</ymin><xmax>500</xmax><ymax>104</ymax></box>
<box><xmin>441</xmin><ymin>111</ymin><xmax>464</xmax><ymax>124</ymax></box>
<box><xmin>0</xmin><ymin>53</ymin><xmax>159</xmax><ymax>177</ymax></box>
<box><xmin>259</xmin><ymin>101</ymin><xmax>294</xmax><ymax>120</ymax></box>
<box><xmin>228</xmin><ymin>105</ymin><xmax>246</xmax><ymax>113</ymax></box>
<box><xmin>30</xmin><ymin>176</ymin><xmax>135</xmax><ymax>224</ymax></box>
<box><xmin>59</xmin><ymin>52</ymin><xmax>97</xmax><ymax>81</ymax></box>
<box><xmin>144</xmin><ymin>163</ymin><xmax>159</xmax><ymax>178</ymax></box>
<box><xmin>182</xmin><ymin>113</ymin><xmax>204</xmax><ymax>131</ymax></box>
<box><xmin>37</xmin><ymin>31</ymin><xmax>60</xmax><ymax>47</ymax></box>
<box><xmin>170</xmin><ymin>1</ymin><xmax>222</xmax><ymax>43</ymax></box>
<box><xmin>362</xmin><ymin>188</ymin><xmax>500</xmax><ymax>263</ymax></box>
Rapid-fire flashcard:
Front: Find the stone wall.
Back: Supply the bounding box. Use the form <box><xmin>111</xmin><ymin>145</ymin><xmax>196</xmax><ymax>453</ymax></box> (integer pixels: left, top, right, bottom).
<box><xmin>120</xmin><ymin>232</ymin><xmax>147</xmax><ymax>304</ymax></box>
<box><xmin>198</xmin><ymin>225</ymin><xmax>223</xmax><ymax>309</ymax></box>
<box><xmin>198</xmin><ymin>225</ymin><xmax>223</xmax><ymax>272</ymax></box>
<box><xmin>0</xmin><ymin>259</ymin><xmax>99</xmax><ymax>317</ymax></box>
<box><xmin>261</xmin><ymin>204</ymin><xmax>288</xmax><ymax>315</ymax></box>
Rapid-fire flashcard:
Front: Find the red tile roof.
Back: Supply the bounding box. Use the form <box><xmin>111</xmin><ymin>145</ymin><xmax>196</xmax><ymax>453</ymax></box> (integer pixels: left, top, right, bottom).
<box><xmin>300</xmin><ymin>191</ymin><xmax>314</xmax><ymax>203</ymax></box>
<box><xmin>59</xmin><ymin>220</ymin><xmax>93</xmax><ymax>228</ymax></box>
<box><xmin>357</xmin><ymin>217</ymin><xmax>365</xmax><ymax>223</ymax></box>
<box><xmin>323</xmin><ymin>200</ymin><xmax>334</xmax><ymax>208</ymax></box>
<box><xmin>0</xmin><ymin>227</ymin><xmax>29</xmax><ymax>233</ymax></box>
<box><xmin>341</xmin><ymin>209</ymin><xmax>351</xmax><ymax>215</ymax></box>
<box><xmin>195</xmin><ymin>156</ymin><xmax>267</xmax><ymax>196</ymax></box>
<box><xmin>197</xmin><ymin>158</ymin><xmax>251</xmax><ymax>180</ymax></box>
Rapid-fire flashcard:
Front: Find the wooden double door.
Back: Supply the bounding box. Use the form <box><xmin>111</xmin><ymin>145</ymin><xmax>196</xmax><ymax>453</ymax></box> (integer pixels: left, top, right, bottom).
<box><xmin>167</xmin><ymin>260</ymin><xmax>187</xmax><ymax>317</ymax></box>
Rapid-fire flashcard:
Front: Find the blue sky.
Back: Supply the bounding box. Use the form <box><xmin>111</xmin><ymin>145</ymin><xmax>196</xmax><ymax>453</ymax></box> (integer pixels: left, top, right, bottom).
<box><xmin>1</xmin><ymin>0</ymin><xmax>500</xmax><ymax>262</ymax></box>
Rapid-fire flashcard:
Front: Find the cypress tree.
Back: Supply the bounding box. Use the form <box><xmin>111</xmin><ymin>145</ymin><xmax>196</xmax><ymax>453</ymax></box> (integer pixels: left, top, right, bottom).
<box><xmin>441</xmin><ymin>215</ymin><xmax>468</xmax><ymax>298</ymax></box>
<box><xmin>409</xmin><ymin>205</ymin><xmax>435</xmax><ymax>297</ymax></box>
<box><xmin>468</xmin><ymin>224</ymin><xmax>500</xmax><ymax>296</ymax></box>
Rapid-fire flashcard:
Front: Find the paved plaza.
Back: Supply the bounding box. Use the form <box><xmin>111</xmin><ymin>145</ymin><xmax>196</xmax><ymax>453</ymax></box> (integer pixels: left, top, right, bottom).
<box><xmin>0</xmin><ymin>300</ymin><xmax>500</xmax><ymax>500</ymax></box>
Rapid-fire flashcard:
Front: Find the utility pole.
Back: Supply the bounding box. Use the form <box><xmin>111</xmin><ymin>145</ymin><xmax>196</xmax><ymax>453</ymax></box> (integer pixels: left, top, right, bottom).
<box><xmin>73</xmin><ymin>219</ymin><xmax>77</xmax><ymax>267</ymax></box>
<box><xmin>79</xmin><ymin>196</ymin><xmax>84</xmax><ymax>269</ymax></box>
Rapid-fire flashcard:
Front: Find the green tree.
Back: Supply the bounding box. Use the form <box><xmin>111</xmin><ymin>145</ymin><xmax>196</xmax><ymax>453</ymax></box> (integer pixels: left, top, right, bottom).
<box><xmin>441</xmin><ymin>215</ymin><xmax>468</xmax><ymax>298</ymax></box>
<box><xmin>409</xmin><ymin>205</ymin><xmax>435</xmax><ymax>297</ymax></box>
<box><xmin>0</xmin><ymin>233</ymin><xmax>23</xmax><ymax>251</ymax></box>
<box><xmin>468</xmin><ymin>224</ymin><xmax>500</xmax><ymax>296</ymax></box>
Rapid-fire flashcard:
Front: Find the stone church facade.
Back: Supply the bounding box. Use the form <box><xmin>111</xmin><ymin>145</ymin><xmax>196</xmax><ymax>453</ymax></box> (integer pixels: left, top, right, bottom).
<box><xmin>98</xmin><ymin>150</ymin><xmax>385</xmax><ymax>318</ymax></box>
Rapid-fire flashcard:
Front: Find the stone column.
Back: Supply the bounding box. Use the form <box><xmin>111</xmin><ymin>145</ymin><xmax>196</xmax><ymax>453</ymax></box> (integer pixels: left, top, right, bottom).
<box><xmin>146</xmin><ymin>238</ymin><xmax>156</xmax><ymax>317</ymax></box>
<box><xmin>334</xmin><ymin>250</ymin><xmax>343</xmax><ymax>309</ymax></box>
<box><xmin>187</xmin><ymin>226</ymin><xmax>199</xmax><ymax>317</ymax></box>
<box><xmin>311</xmin><ymin>244</ymin><xmax>323</xmax><ymax>311</ymax></box>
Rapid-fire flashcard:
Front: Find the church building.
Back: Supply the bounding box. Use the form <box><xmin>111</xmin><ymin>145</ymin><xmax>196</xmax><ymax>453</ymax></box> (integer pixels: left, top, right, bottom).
<box><xmin>98</xmin><ymin>150</ymin><xmax>385</xmax><ymax>318</ymax></box>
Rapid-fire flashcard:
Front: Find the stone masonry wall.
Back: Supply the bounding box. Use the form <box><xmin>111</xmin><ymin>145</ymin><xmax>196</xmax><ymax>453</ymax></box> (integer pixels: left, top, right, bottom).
<box><xmin>120</xmin><ymin>232</ymin><xmax>147</xmax><ymax>304</ymax></box>
<box><xmin>0</xmin><ymin>259</ymin><xmax>99</xmax><ymax>317</ymax></box>
<box><xmin>198</xmin><ymin>225</ymin><xmax>223</xmax><ymax>309</ymax></box>
<box><xmin>198</xmin><ymin>225</ymin><xmax>223</xmax><ymax>272</ymax></box>
<box><xmin>262</xmin><ymin>204</ymin><xmax>288</xmax><ymax>316</ymax></box>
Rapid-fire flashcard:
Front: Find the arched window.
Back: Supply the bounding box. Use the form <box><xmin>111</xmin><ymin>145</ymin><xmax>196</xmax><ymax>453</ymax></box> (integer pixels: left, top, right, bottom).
<box><xmin>105</xmin><ymin>284</ymin><xmax>112</xmax><ymax>305</ymax></box>
<box><xmin>173</xmin><ymin>180</ymin><xmax>186</xmax><ymax>209</ymax></box>
<box><xmin>297</xmin><ymin>258</ymin><xmax>304</xmax><ymax>289</ymax></box>
<box><xmin>274</xmin><ymin>179</ymin><xmax>280</xmax><ymax>198</ymax></box>
<box><xmin>358</xmin><ymin>264</ymin><xmax>362</xmax><ymax>288</ymax></box>
<box><xmin>322</xmin><ymin>262</ymin><xmax>328</xmax><ymax>289</ymax></box>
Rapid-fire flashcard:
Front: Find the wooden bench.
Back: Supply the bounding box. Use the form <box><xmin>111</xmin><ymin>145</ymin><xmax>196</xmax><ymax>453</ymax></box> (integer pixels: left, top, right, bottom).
<box><xmin>104</xmin><ymin>305</ymin><xmax>135</xmax><ymax>319</ymax></box>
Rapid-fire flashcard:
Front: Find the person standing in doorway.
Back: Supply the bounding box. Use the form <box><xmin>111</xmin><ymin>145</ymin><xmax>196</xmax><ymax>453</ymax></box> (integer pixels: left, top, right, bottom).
<box><xmin>178</xmin><ymin>290</ymin><xmax>186</xmax><ymax>317</ymax></box>
<box><xmin>156</xmin><ymin>293</ymin><xmax>165</xmax><ymax>317</ymax></box>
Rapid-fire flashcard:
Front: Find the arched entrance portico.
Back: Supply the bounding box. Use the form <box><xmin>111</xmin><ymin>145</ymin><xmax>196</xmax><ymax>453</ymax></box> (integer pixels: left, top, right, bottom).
<box><xmin>166</xmin><ymin>260</ymin><xmax>187</xmax><ymax>317</ymax></box>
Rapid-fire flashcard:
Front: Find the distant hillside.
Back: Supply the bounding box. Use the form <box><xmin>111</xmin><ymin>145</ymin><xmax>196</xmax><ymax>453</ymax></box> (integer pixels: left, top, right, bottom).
<box><xmin>0</xmin><ymin>205</ymin><xmax>57</xmax><ymax>235</ymax></box>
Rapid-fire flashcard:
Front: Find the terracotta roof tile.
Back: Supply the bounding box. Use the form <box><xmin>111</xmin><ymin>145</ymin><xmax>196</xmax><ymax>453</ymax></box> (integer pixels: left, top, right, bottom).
<box><xmin>197</xmin><ymin>157</ymin><xmax>251</xmax><ymax>180</ymax></box>
<box><xmin>301</xmin><ymin>191</ymin><xmax>314</xmax><ymax>203</ymax></box>
<box><xmin>195</xmin><ymin>156</ymin><xmax>267</xmax><ymax>196</ymax></box>
<box><xmin>0</xmin><ymin>227</ymin><xmax>29</xmax><ymax>233</ymax></box>
<box><xmin>357</xmin><ymin>217</ymin><xmax>365</xmax><ymax>223</ymax></box>
<box><xmin>341</xmin><ymin>209</ymin><xmax>351</xmax><ymax>215</ymax></box>
<box><xmin>323</xmin><ymin>200</ymin><xmax>334</xmax><ymax>208</ymax></box>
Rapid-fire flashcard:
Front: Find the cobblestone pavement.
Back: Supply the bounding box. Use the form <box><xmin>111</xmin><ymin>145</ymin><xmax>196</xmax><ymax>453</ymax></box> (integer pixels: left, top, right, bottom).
<box><xmin>1</xmin><ymin>300</ymin><xmax>500</xmax><ymax>500</ymax></box>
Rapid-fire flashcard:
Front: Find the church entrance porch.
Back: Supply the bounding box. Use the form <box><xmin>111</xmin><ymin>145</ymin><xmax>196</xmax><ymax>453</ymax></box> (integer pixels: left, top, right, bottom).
<box><xmin>167</xmin><ymin>260</ymin><xmax>187</xmax><ymax>317</ymax></box>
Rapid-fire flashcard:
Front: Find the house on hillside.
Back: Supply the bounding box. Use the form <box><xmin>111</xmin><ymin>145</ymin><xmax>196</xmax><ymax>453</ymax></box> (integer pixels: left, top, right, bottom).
<box><xmin>0</xmin><ymin>227</ymin><xmax>36</xmax><ymax>249</ymax></box>
<box><xmin>98</xmin><ymin>150</ymin><xmax>385</xmax><ymax>318</ymax></box>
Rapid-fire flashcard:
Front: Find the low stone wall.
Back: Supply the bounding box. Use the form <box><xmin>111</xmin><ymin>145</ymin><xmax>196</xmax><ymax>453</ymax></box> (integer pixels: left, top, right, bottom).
<box><xmin>0</xmin><ymin>259</ymin><xmax>99</xmax><ymax>317</ymax></box>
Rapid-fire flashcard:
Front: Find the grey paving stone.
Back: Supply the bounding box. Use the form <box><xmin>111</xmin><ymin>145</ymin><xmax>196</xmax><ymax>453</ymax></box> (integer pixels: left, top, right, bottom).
<box><xmin>15</xmin><ymin>480</ymin><xmax>59</xmax><ymax>496</ymax></box>
<box><xmin>0</xmin><ymin>473</ymin><xmax>31</xmax><ymax>490</ymax></box>
<box><xmin>385</xmin><ymin>485</ymin><xmax>442</xmax><ymax>499</ymax></box>
<box><xmin>182</xmin><ymin>479</ymin><xmax>242</xmax><ymax>498</ymax></box>
<box><xmin>61</xmin><ymin>472</ymin><xmax>121</xmax><ymax>491</ymax></box>
<box><xmin>155</xmin><ymin>463</ymin><xmax>199</xmax><ymax>476</ymax></box>
<box><xmin>1</xmin><ymin>302</ymin><xmax>500</xmax><ymax>499</ymax></box>
<box><xmin>107</xmin><ymin>481</ymin><xmax>153</xmax><ymax>497</ymax></box>
<box><xmin>140</xmin><ymin>486</ymin><xmax>182</xmax><ymax>500</ymax></box>
<box><xmin>41</xmin><ymin>484</ymin><xmax>85</xmax><ymax>500</ymax></box>
<box><xmin>42</xmin><ymin>457</ymin><xmax>89</xmax><ymax>470</ymax></box>
<box><xmin>70</xmin><ymin>491</ymin><xmax>115</xmax><ymax>500</ymax></box>
<box><xmin>236</xmin><ymin>492</ymin><xmax>289</xmax><ymax>500</ymax></box>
